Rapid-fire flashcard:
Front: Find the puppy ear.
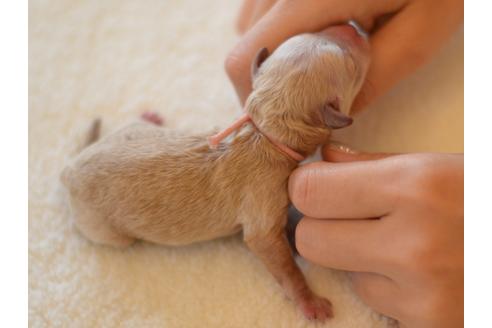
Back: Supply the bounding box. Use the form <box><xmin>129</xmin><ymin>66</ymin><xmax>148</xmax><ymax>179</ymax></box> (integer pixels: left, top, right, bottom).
<box><xmin>322</xmin><ymin>103</ymin><xmax>353</xmax><ymax>129</ymax></box>
<box><xmin>250</xmin><ymin>47</ymin><xmax>269</xmax><ymax>79</ymax></box>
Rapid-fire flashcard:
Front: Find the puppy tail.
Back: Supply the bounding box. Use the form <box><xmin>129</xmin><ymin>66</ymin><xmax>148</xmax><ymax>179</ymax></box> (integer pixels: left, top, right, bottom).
<box><xmin>61</xmin><ymin>118</ymin><xmax>102</xmax><ymax>188</ymax></box>
<box><xmin>85</xmin><ymin>118</ymin><xmax>102</xmax><ymax>147</ymax></box>
<box><xmin>73</xmin><ymin>118</ymin><xmax>102</xmax><ymax>154</ymax></box>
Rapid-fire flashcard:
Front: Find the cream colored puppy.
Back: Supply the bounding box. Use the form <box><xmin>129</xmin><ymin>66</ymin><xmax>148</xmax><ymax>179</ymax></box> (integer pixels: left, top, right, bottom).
<box><xmin>62</xmin><ymin>24</ymin><xmax>370</xmax><ymax>321</ymax></box>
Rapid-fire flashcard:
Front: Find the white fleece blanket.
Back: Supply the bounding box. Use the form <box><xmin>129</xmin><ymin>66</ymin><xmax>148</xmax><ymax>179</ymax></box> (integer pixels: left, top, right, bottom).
<box><xmin>28</xmin><ymin>0</ymin><xmax>463</xmax><ymax>327</ymax></box>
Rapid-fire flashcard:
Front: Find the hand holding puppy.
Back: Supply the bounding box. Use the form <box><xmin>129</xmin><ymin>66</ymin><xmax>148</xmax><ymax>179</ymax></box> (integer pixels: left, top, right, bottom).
<box><xmin>228</xmin><ymin>0</ymin><xmax>463</xmax><ymax>112</ymax></box>
<box><xmin>289</xmin><ymin>145</ymin><xmax>464</xmax><ymax>328</ymax></box>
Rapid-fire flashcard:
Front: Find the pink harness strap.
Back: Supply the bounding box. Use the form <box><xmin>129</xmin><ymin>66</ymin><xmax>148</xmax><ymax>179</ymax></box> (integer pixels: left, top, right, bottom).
<box><xmin>208</xmin><ymin>113</ymin><xmax>305</xmax><ymax>162</ymax></box>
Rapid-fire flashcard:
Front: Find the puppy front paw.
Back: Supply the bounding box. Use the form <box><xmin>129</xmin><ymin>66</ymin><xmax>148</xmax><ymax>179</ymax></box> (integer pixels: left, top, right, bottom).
<box><xmin>298</xmin><ymin>294</ymin><xmax>333</xmax><ymax>322</ymax></box>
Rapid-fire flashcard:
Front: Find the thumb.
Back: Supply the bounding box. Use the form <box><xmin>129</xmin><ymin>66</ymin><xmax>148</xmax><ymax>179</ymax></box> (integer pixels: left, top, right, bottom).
<box><xmin>322</xmin><ymin>141</ymin><xmax>395</xmax><ymax>163</ymax></box>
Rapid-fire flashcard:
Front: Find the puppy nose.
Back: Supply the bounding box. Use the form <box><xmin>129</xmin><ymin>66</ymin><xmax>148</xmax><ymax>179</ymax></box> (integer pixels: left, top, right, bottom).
<box><xmin>317</xmin><ymin>22</ymin><xmax>369</xmax><ymax>51</ymax></box>
<box><xmin>319</xmin><ymin>24</ymin><xmax>362</xmax><ymax>40</ymax></box>
<box><xmin>332</xmin><ymin>24</ymin><xmax>358</xmax><ymax>38</ymax></box>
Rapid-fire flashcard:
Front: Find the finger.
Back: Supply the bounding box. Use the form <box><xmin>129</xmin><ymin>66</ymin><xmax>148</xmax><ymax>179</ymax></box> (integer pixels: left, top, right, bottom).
<box><xmin>226</xmin><ymin>0</ymin><xmax>351</xmax><ymax>104</ymax></box>
<box><xmin>247</xmin><ymin>0</ymin><xmax>277</xmax><ymax>32</ymax></box>
<box><xmin>322</xmin><ymin>142</ymin><xmax>394</xmax><ymax>162</ymax></box>
<box><xmin>236</xmin><ymin>0</ymin><xmax>257</xmax><ymax>34</ymax></box>
<box><xmin>296</xmin><ymin>217</ymin><xmax>386</xmax><ymax>272</ymax></box>
<box><xmin>289</xmin><ymin>158</ymin><xmax>405</xmax><ymax>219</ymax></box>
<box><xmin>348</xmin><ymin>272</ymin><xmax>402</xmax><ymax>319</ymax></box>
<box><xmin>352</xmin><ymin>0</ymin><xmax>463</xmax><ymax>112</ymax></box>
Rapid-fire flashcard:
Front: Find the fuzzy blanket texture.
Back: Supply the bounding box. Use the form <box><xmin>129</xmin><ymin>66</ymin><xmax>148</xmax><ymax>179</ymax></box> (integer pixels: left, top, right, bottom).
<box><xmin>28</xmin><ymin>0</ymin><xmax>463</xmax><ymax>327</ymax></box>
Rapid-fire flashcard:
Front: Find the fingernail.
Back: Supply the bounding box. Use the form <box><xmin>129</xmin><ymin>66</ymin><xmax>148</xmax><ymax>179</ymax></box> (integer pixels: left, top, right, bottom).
<box><xmin>328</xmin><ymin>140</ymin><xmax>358</xmax><ymax>154</ymax></box>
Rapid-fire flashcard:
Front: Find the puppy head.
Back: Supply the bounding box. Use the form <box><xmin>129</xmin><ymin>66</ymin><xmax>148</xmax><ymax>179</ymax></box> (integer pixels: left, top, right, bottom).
<box><xmin>246</xmin><ymin>23</ymin><xmax>370</xmax><ymax>153</ymax></box>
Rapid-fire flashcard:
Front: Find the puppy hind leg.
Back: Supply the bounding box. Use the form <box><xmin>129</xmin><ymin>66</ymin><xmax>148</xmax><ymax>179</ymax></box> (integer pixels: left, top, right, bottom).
<box><xmin>74</xmin><ymin>215</ymin><xmax>135</xmax><ymax>248</ymax></box>
<box><xmin>71</xmin><ymin>203</ymin><xmax>135</xmax><ymax>248</ymax></box>
<box><xmin>244</xmin><ymin>227</ymin><xmax>333</xmax><ymax>321</ymax></box>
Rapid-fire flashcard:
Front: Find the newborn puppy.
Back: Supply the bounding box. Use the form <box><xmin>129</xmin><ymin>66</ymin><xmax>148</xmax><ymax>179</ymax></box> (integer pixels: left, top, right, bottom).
<box><xmin>61</xmin><ymin>24</ymin><xmax>369</xmax><ymax>321</ymax></box>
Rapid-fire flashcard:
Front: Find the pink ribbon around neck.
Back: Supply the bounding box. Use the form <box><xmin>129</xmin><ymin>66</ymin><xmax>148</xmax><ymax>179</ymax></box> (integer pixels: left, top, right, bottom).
<box><xmin>207</xmin><ymin>113</ymin><xmax>305</xmax><ymax>162</ymax></box>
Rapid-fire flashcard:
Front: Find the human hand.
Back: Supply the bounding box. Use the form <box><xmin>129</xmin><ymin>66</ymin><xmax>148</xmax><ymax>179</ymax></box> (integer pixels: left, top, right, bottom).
<box><xmin>288</xmin><ymin>145</ymin><xmax>464</xmax><ymax>327</ymax></box>
<box><xmin>227</xmin><ymin>0</ymin><xmax>463</xmax><ymax>112</ymax></box>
